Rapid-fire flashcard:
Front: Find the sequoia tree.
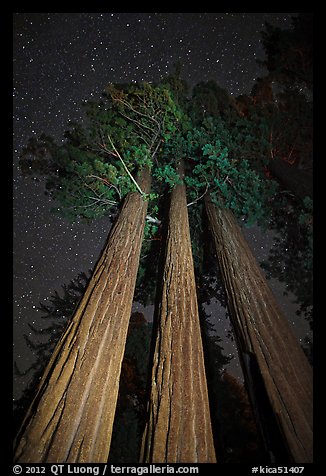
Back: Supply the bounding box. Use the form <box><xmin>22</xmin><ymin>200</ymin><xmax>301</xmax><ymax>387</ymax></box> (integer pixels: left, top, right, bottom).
<box><xmin>140</xmin><ymin>160</ymin><xmax>216</xmax><ymax>463</ymax></box>
<box><xmin>14</xmin><ymin>83</ymin><xmax>178</xmax><ymax>463</ymax></box>
<box><xmin>204</xmin><ymin>198</ymin><xmax>313</xmax><ymax>462</ymax></box>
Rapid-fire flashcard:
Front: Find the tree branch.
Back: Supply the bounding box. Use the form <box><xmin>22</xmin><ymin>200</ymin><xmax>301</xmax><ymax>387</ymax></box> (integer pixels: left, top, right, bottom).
<box><xmin>187</xmin><ymin>180</ymin><xmax>209</xmax><ymax>207</ymax></box>
<box><xmin>146</xmin><ymin>215</ymin><xmax>161</xmax><ymax>225</ymax></box>
<box><xmin>104</xmin><ymin>134</ymin><xmax>145</xmax><ymax>196</ymax></box>
<box><xmin>87</xmin><ymin>174</ymin><xmax>121</xmax><ymax>200</ymax></box>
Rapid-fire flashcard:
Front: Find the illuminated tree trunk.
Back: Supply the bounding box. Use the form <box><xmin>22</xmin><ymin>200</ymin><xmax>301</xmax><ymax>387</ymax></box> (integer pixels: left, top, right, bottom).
<box><xmin>205</xmin><ymin>195</ymin><xmax>313</xmax><ymax>463</ymax></box>
<box><xmin>14</xmin><ymin>168</ymin><xmax>151</xmax><ymax>463</ymax></box>
<box><xmin>141</xmin><ymin>161</ymin><xmax>216</xmax><ymax>463</ymax></box>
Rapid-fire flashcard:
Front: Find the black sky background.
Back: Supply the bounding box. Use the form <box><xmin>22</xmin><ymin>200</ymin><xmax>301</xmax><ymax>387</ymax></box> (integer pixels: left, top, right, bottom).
<box><xmin>13</xmin><ymin>12</ymin><xmax>312</xmax><ymax>404</ymax></box>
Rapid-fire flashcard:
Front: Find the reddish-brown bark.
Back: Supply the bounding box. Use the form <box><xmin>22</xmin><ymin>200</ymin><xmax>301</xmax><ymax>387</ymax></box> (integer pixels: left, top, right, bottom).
<box><xmin>141</xmin><ymin>163</ymin><xmax>216</xmax><ymax>463</ymax></box>
<box><xmin>205</xmin><ymin>196</ymin><xmax>313</xmax><ymax>463</ymax></box>
<box><xmin>14</xmin><ymin>169</ymin><xmax>151</xmax><ymax>463</ymax></box>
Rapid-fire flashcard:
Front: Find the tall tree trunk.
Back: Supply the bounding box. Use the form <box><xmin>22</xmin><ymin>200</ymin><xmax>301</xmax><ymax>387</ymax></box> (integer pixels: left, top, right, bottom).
<box><xmin>14</xmin><ymin>168</ymin><xmax>151</xmax><ymax>463</ymax></box>
<box><xmin>140</xmin><ymin>161</ymin><xmax>216</xmax><ymax>463</ymax></box>
<box><xmin>268</xmin><ymin>157</ymin><xmax>312</xmax><ymax>200</ymax></box>
<box><xmin>204</xmin><ymin>195</ymin><xmax>313</xmax><ymax>463</ymax></box>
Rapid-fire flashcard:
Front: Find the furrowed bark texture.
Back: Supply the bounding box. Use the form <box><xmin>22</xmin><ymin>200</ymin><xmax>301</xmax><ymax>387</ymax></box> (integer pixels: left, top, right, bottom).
<box><xmin>14</xmin><ymin>169</ymin><xmax>151</xmax><ymax>463</ymax></box>
<box><xmin>205</xmin><ymin>196</ymin><xmax>313</xmax><ymax>463</ymax></box>
<box><xmin>141</xmin><ymin>164</ymin><xmax>216</xmax><ymax>463</ymax></box>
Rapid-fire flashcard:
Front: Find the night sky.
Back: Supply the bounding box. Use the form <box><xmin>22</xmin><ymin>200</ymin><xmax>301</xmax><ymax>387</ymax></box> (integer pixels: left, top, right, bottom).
<box><xmin>13</xmin><ymin>12</ymin><xmax>309</xmax><ymax>403</ymax></box>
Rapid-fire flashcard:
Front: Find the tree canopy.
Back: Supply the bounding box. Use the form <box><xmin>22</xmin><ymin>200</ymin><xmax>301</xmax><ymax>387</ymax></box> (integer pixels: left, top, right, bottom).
<box><xmin>19</xmin><ymin>63</ymin><xmax>313</xmax><ymax>320</ymax></box>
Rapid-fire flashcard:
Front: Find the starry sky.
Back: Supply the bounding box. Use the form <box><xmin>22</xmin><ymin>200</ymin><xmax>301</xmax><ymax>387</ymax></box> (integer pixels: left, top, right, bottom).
<box><xmin>13</xmin><ymin>12</ymin><xmax>309</xmax><ymax>402</ymax></box>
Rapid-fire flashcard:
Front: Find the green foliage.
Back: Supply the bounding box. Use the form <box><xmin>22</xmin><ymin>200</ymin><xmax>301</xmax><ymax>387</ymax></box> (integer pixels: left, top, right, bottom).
<box><xmin>184</xmin><ymin>74</ymin><xmax>312</xmax><ymax>330</ymax></box>
<box><xmin>20</xmin><ymin>82</ymin><xmax>181</xmax><ymax>222</ymax></box>
<box><xmin>190</xmin><ymin>80</ymin><xmax>237</xmax><ymax>123</ymax></box>
<box><xmin>20</xmin><ymin>78</ymin><xmax>280</xmax><ymax>229</ymax></box>
<box><xmin>299</xmin><ymin>196</ymin><xmax>313</xmax><ymax>227</ymax></box>
<box><xmin>160</xmin><ymin>62</ymin><xmax>190</xmax><ymax>108</ymax></box>
<box><xmin>142</xmin><ymin>195</ymin><xmax>160</xmax><ymax>241</ymax></box>
<box><xmin>143</xmin><ymin>193</ymin><xmax>159</xmax><ymax>203</ymax></box>
<box><xmin>134</xmin><ymin>195</ymin><xmax>163</xmax><ymax>306</ymax></box>
<box><xmin>154</xmin><ymin>163</ymin><xmax>182</xmax><ymax>189</ymax></box>
<box><xmin>187</xmin><ymin>202</ymin><xmax>205</xmax><ymax>272</ymax></box>
<box><xmin>19</xmin><ymin>72</ymin><xmax>313</xmax><ymax>334</ymax></box>
<box><xmin>143</xmin><ymin>222</ymin><xmax>158</xmax><ymax>239</ymax></box>
<box><xmin>185</xmin><ymin>135</ymin><xmax>278</xmax><ymax>226</ymax></box>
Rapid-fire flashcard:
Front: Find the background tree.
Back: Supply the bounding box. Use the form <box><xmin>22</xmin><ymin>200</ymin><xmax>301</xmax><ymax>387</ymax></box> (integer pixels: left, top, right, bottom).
<box><xmin>13</xmin><ymin>271</ymin><xmax>91</xmax><ymax>437</ymax></box>
<box><xmin>258</xmin><ymin>13</ymin><xmax>313</xmax><ymax>91</ymax></box>
<box><xmin>232</xmin><ymin>85</ymin><xmax>313</xmax><ymax>327</ymax></box>
<box><xmin>217</xmin><ymin>371</ymin><xmax>267</xmax><ymax>463</ymax></box>
<box><xmin>190</xmin><ymin>80</ymin><xmax>237</xmax><ymax>123</ymax></box>
<box><xmin>249</xmin><ymin>16</ymin><xmax>313</xmax><ymax>327</ymax></box>
<box><xmin>106</xmin><ymin>311</ymin><xmax>153</xmax><ymax>463</ymax></box>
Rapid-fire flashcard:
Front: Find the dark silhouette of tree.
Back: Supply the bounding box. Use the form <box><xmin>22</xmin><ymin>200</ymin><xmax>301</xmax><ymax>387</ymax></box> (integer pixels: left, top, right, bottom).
<box><xmin>248</xmin><ymin>18</ymin><xmax>313</xmax><ymax>327</ymax></box>
<box><xmin>13</xmin><ymin>271</ymin><xmax>91</xmax><ymax>436</ymax></box>
<box><xmin>14</xmin><ymin>170</ymin><xmax>152</xmax><ymax>464</ymax></box>
<box><xmin>259</xmin><ymin>13</ymin><xmax>313</xmax><ymax>91</ymax></box>
<box><xmin>217</xmin><ymin>371</ymin><xmax>267</xmax><ymax>463</ymax></box>
<box><xmin>261</xmin><ymin>192</ymin><xmax>313</xmax><ymax>328</ymax></box>
<box><xmin>191</xmin><ymin>80</ymin><xmax>237</xmax><ymax>123</ymax></box>
<box><xmin>108</xmin><ymin>312</ymin><xmax>153</xmax><ymax>463</ymax></box>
